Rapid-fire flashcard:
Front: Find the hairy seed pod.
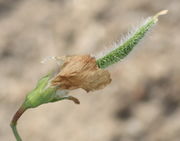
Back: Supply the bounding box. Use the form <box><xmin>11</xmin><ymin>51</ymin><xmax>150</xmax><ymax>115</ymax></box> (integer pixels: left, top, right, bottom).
<box><xmin>96</xmin><ymin>10</ymin><xmax>168</xmax><ymax>69</ymax></box>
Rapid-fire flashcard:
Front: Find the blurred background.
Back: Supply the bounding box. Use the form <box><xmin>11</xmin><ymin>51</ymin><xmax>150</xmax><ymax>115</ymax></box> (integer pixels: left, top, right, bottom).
<box><xmin>0</xmin><ymin>0</ymin><xmax>180</xmax><ymax>141</ymax></box>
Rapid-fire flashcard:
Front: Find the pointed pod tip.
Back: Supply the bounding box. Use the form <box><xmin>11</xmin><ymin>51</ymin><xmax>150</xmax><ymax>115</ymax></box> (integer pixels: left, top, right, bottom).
<box><xmin>157</xmin><ymin>10</ymin><xmax>168</xmax><ymax>16</ymax></box>
<box><xmin>153</xmin><ymin>10</ymin><xmax>168</xmax><ymax>21</ymax></box>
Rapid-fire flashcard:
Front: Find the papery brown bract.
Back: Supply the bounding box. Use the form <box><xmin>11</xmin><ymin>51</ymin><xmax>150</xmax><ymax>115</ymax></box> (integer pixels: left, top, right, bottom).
<box><xmin>51</xmin><ymin>55</ymin><xmax>112</xmax><ymax>92</ymax></box>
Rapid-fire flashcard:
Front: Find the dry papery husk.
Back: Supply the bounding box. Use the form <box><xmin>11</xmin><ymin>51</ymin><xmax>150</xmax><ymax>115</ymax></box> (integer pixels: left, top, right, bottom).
<box><xmin>51</xmin><ymin>55</ymin><xmax>111</xmax><ymax>92</ymax></box>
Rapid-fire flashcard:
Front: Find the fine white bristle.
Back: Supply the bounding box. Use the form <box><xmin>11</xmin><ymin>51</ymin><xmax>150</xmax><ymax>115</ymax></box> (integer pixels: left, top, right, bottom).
<box><xmin>94</xmin><ymin>17</ymin><xmax>152</xmax><ymax>59</ymax></box>
<box><xmin>41</xmin><ymin>56</ymin><xmax>64</xmax><ymax>66</ymax></box>
<box><xmin>41</xmin><ymin>56</ymin><xmax>56</xmax><ymax>64</ymax></box>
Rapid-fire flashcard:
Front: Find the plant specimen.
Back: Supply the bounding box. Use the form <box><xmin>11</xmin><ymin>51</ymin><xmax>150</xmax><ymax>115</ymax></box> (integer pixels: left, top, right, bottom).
<box><xmin>10</xmin><ymin>10</ymin><xmax>168</xmax><ymax>141</ymax></box>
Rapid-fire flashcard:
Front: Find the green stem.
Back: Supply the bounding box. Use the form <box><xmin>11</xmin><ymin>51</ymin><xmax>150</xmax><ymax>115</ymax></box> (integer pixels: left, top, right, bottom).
<box><xmin>10</xmin><ymin>106</ymin><xmax>27</xmax><ymax>141</ymax></box>
<box><xmin>11</xmin><ymin>123</ymin><xmax>22</xmax><ymax>141</ymax></box>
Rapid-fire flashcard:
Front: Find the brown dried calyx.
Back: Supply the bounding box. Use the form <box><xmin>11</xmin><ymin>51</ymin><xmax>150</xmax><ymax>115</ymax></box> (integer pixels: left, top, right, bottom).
<box><xmin>51</xmin><ymin>55</ymin><xmax>111</xmax><ymax>92</ymax></box>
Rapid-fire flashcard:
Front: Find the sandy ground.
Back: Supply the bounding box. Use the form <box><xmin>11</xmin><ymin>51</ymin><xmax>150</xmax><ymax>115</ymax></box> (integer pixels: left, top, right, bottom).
<box><xmin>0</xmin><ymin>0</ymin><xmax>180</xmax><ymax>141</ymax></box>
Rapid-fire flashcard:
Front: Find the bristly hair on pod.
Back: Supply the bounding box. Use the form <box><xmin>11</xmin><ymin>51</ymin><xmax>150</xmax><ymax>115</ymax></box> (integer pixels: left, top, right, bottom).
<box><xmin>95</xmin><ymin>10</ymin><xmax>168</xmax><ymax>69</ymax></box>
<box><xmin>94</xmin><ymin>17</ymin><xmax>151</xmax><ymax>60</ymax></box>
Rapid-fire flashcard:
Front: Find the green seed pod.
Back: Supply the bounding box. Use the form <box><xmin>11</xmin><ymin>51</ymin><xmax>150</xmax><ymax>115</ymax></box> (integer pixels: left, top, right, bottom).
<box><xmin>96</xmin><ymin>10</ymin><xmax>168</xmax><ymax>69</ymax></box>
